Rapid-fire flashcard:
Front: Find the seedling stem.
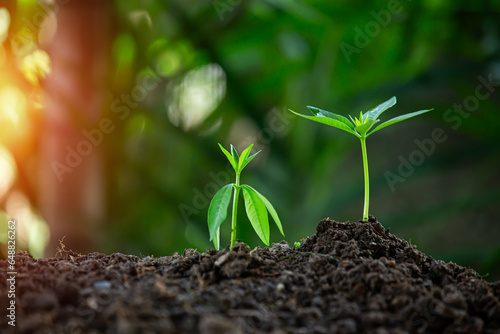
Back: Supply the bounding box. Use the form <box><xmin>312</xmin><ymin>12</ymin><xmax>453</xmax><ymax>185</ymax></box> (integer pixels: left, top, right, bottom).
<box><xmin>231</xmin><ymin>173</ymin><xmax>241</xmax><ymax>248</ymax></box>
<box><xmin>360</xmin><ymin>137</ymin><xmax>369</xmax><ymax>221</ymax></box>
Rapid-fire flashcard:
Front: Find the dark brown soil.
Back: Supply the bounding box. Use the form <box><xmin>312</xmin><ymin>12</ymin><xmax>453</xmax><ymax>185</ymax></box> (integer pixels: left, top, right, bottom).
<box><xmin>1</xmin><ymin>217</ymin><xmax>500</xmax><ymax>333</ymax></box>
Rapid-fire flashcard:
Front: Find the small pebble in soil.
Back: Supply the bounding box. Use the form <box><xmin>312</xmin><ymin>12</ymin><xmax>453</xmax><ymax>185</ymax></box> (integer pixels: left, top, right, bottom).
<box><xmin>93</xmin><ymin>281</ymin><xmax>112</xmax><ymax>289</ymax></box>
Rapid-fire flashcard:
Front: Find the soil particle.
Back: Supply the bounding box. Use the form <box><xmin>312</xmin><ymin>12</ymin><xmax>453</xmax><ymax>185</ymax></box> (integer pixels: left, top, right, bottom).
<box><xmin>1</xmin><ymin>217</ymin><xmax>499</xmax><ymax>333</ymax></box>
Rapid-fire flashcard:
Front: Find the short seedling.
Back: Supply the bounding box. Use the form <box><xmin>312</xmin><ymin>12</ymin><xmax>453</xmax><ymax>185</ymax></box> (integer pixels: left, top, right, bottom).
<box><xmin>208</xmin><ymin>144</ymin><xmax>285</xmax><ymax>250</ymax></box>
<box><xmin>289</xmin><ymin>96</ymin><xmax>432</xmax><ymax>222</ymax></box>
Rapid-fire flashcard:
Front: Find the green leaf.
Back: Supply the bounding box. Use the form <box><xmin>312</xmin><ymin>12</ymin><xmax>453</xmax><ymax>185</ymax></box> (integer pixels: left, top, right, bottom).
<box><xmin>368</xmin><ymin>109</ymin><xmax>433</xmax><ymax>136</ymax></box>
<box><xmin>207</xmin><ymin>183</ymin><xmax>234</xmax><ymax>242</ymax></box>
<box><xmin>240</xmin><ymin>150</ymin><xmax>261</xmax><ymax>171</ymax></box>
<box><xmin>244</xmin><ymin>185</ymin><xmax>284</xmax><ymax>237</ymax></box>
<box><xmin>230</xmin><ymin>144</ymin><xmax>239</xmax><ymax>164</ymax></box>
<box><xmin>354</xmin><ymin>118</ymin><xmax>379</xmax><ymax>136</ymax></box>
<box><xmin>241</xmin><ymin>185</ymin><xmax>270</xmax><ymax>246</ymax></box>
<box><xmin>213</xmin><ymin>227</ymin><xmax>220</xmax><ymax>250</ymax></box>
<box><xmin>238</xmin><ymin>144</ymin><xmax>253</xmax><ymax>170</ymax></box>
<box><xmin>218</xmin><ymin>144</ymin><xmax>237</xmax><ymax>172</ymax></box>
<box><xmin>289</xmin><ymin>109</ymin><xmax>360</xmax><ymax>138</ymax></box>
<box><xmin>363</xmin><ymin>96</ymin><xmax>397</xmax><ymax>121</ymax></box>
<box><xmin>306</xmin><ymin>106</ymin><xmax>355</xmax><ymax>131</ymax></box>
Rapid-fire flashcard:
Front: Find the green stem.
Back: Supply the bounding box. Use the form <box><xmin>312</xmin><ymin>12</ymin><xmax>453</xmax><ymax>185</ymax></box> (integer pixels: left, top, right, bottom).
<box><xmin>230</xmin><ymin>172</ymin><xmax>241</xmax><ymax>248</ymax></box>
<box><xmin>360</xmin><ymin>137</ymin><xmax>369</xmax><ymax>222</ymax></box>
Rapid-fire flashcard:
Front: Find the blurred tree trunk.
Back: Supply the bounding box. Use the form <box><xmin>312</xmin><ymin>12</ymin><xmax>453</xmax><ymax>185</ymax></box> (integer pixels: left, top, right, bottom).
<box><xmin>39</xmin><ymin>0</ymin><xmax>113</xmax><ymax>254</ymax></box>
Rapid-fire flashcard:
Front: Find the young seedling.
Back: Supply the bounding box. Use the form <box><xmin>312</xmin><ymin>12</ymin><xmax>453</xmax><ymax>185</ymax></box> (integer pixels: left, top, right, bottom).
<box><xmin>289</xmin><ymin>96</ymin><xmax>432</xmax><ymax>222</ymax></box>
<box><xmin>208</xmin><ymin>144</ymin><xmax>285</xmax><ymax>250</ymax></box>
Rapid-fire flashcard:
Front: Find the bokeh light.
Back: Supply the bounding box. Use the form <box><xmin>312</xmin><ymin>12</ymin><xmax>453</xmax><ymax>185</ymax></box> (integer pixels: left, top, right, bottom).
<box><xmin>5</xmin><ymin>191</ymin><xmax>49</xmax><ymax>258</ymax></box>
<box><xmin>0</xmin><ymin>86</ymin><xmax>28</xmax><ymax>143</ymax></box>
<box><xmin>167</xmin><ymin>63</ymin><xmax>226</xmax><ymax>130</ymax></box>
<box><xmin>20</xmin><ymin>49</ymin><xmax>50</xmax><ymax>86</ymax></box>
<box><xmin>0</xmin><ymin>145</ymin><xmax>16</xmax><ymax>200</ymax></box>
<box><xmin>0</xmin><ymin>8</ymin><xmax>9</xmax><ymax>44</ymax></box>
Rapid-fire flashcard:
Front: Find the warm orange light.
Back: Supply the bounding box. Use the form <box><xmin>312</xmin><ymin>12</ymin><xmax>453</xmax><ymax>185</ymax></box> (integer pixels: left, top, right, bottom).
<box><xmin>0</xmin><ymin>144</ymin><xmax>16</xmax><ymax>200</ymax></box>
<box><xmin>0</xmin><ymin>8</ymin><xmax>10</xmax><ymax>45</ymax></box>
<box><xmin>0</xmin><ymin>86</ymin><xmax>28</xmax><ymax>145</ymax></box>
<box><xmin>5</xmin><ymin>190</ymin><xmax>49</xmax><ymax>258</ymax></box>
<box><xmin>20</xmin><ymin>49</ymin><xmax>51</xmax><ymax>86</ymax></box>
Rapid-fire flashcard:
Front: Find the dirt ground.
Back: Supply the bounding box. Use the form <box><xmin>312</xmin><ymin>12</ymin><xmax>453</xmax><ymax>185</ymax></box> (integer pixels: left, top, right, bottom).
<box><xmin>1</xmin><ymin>217</ymin><xmax>499</xmax><ymax>333</ymax></box>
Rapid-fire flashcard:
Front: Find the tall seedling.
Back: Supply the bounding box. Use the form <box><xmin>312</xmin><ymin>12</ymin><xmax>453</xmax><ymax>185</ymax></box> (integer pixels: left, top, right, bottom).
<box><xmin>290</xmin><ymin>97</ymin><xmax>432</xmax><ymax>221</ymax></box>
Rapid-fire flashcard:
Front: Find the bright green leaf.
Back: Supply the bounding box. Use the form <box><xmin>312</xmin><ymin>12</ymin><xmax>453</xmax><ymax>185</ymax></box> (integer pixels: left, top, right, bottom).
<box><xmin>354</xmin><ymin>118</ymin><xmax>379</xmax><ymax>136</ymax></box>
<box><xmin>289</xmin><ymin>109</ymin><xmax>361</xmax><ymax>138</ymax></box>
<box><xmin>240</xmin><ymin>150</ymin><xmax>261</xmax><ymax>171</ymax></box>
<box><xmin>218</xmin><ymin>144</ymin><xmax>237</xmax><ymax>172</ymax></box>
<box><xmin>241</xmin><ymin>185</ymin><xmax>270</xmax><ymax>246</ymax></box>
<box><xmin>245</xmin><ymin>185</ymin><xmax>284</xmax><ymax>237</ymax></box>
<box><xmin>238</xmin><ymin>144</ymin><xmax>253</xmax><ymax>170</ymax></box>
<box><xmin>208</xmin><ymin>183</ymin><xmax>234</xmax><ymax>242</ymax></box>
<box><xmin>213</xmin><ymin>227</ymin><xmax>220</xmax><ymax>250</ymax></box>
<box><xmin>230</xmin><ymin>144</ymin><xmax>239</xmax><ymax>163</ymax></box>
<box><xmin>363</xmin><ymin>96</ymin><xmax>397</xmax><ymax>121</ymax></box>
<box><xmin>368</xmin><ymin>109</ymin><xmax>433</xmax><ymax>136</ymax></box>
<box><xmin>349</xmin><ymin>112</ymin><xmax>364</xmax><ymax>127</ymax></box>
<box><xmin>307</xmin><ymin>106</ymin><xmax>355</xmax><ymax>131</ymax></box>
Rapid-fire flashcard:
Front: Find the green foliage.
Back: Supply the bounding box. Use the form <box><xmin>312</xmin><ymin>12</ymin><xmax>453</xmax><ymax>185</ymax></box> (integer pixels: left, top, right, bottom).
<box><xmin>241</xmin><ymin>185</ymin><xmax>270</xmax><ymax>246</ymax></box>
<box><xmin>207</xmin><ymin>184</ymin><xmax>233</xmax><ymax>242</ymax></box>
<box><xmin>104</xmin><ymin>0</ymin><xmax>500</xmax><ymax>280</ymax></box>
<box><xmin>290</xmin><ymin>97</ymin><xmax>432</xmax><ymax>221</ymax></box>
<box><xmin>207</xmin><ymin>144</ymin><xmax>284</xmax><ymax>250</ymax></box>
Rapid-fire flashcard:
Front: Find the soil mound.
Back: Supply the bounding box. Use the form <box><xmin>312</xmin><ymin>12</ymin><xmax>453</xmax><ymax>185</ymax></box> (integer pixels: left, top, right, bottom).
<box><xmin>1</xmin><ymin>218</ymin><xmax>499</xmax><ymax>333</ymax></box>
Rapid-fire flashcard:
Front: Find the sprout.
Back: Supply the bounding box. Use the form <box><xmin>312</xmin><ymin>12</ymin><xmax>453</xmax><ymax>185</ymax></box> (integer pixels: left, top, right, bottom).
<box><xmin>208</xmin><ymin>144</ymin><xmax>284</xmax><ymax>250</ymax></box>
<box><xmin>290</xmin><ymin>97</ymin><xmax>433</xmax><ymax>221</ymax></box>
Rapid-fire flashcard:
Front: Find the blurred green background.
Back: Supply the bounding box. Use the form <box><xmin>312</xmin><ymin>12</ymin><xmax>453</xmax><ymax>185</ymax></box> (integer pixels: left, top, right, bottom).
<box><xmin>1</xmin><ymin>0</ymin><xmax>499</xmax><ymax>280</ymax></box>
